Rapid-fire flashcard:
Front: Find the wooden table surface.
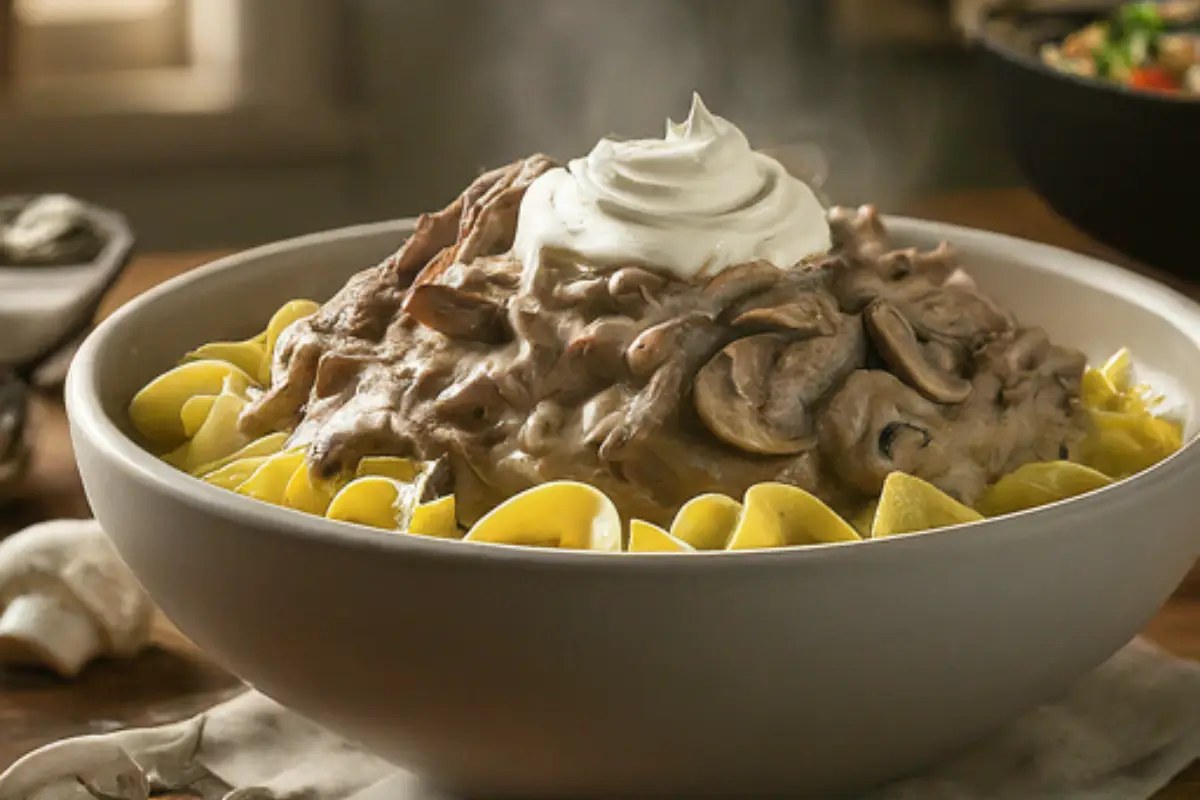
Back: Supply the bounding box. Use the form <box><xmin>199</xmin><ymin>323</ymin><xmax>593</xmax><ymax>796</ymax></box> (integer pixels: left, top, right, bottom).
<box><xmin>1</xmin><ymin>188</ymin><xmax>1198</xmax><ymax>796</ymax></box>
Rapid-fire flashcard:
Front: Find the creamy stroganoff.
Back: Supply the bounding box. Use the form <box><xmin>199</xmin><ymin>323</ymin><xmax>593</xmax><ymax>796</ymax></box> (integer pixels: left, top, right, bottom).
<box><xmin>127</xmin><ymin>95</ymin><xmax>1182</xmax><ymax>552</ymax></box>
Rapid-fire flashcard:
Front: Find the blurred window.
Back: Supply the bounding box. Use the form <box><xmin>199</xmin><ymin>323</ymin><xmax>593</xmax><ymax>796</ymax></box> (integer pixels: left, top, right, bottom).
<box><xmin>15</xmin><ymin>0</ymin><xmax>189</xmax><ymax>79</ymax></box>
<box><xmin>0</xmin><ymin>0</ymin><xmax>238</xmax><ymax>112</ymax></box>
<box><xmin>0</xmin><ymin>0</ymin><xmax>351</xmax><ymax>174</ymax></box>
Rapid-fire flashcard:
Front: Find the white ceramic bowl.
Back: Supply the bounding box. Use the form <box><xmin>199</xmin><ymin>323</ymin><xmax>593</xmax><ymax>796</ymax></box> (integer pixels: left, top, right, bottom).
<box><xmin>65</xmin><ymin>218</ymin><xmax>1200</xmax><ymax>797</ymax></box>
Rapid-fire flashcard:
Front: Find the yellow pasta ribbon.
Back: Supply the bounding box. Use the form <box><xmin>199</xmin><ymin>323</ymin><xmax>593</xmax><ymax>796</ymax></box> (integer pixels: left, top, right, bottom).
<box><xmin>409</xmin><ymin>495</ymin><xmax>460</xmax><ymax>539</ymax></box>
<box><xmin>202</xmin><ymin>454</ymin><xmax>276</xmax><ymax>491</ymax></box>
<box><xmin>192</xmin><ymin>432</ymin><xmax>290</xmax><ymax>478</ymax></box>
<box><xmin>184</xmin><ymin>341</ymin><xmax>267</xmax><ymax>381</ymax></box>
<box><xmin>726</xmin><ymin>483</ymin><xmax>861</xmax><ymax>550</ymax></box>
<box><xmin>464</xmin><ymin>482</ymin><xmax>622</xmax><ymax>551</ymax></box>
<box><xmin>355</xmin><ymin>456</ymin><xmax>423</xmax><ymax>482</ymax></box>
<box><xmin>668</xmin><ymin>493</ymin><xmax>741</xmax><ymax>550</ymax></box>
<box><xmin>162</xmin><ymin>379</ymin><xmax>252</xmax><ymax>472</ymax></box>
<box><xmin>130</xmin><ymin>360</ymin><xmax>255</xmax><ymax>447</ymax></box>
<box><xmin>1077</xmin><ymin>348</ymin><xmax>1183</xmax><ymax>479</ymax></box>
<box><xmin>235</xmin><ymin>451</ymin><xmax>307</xmax><ymax>505</ymax></box>
<box><xmin>629</xmin><ymin>520</ymin><xmax>695</xmax><ymax>553</ymax></box>
<box><xmin>326</xmin><ymin>476</ymin><xmax>405</xmax><ymax>530</ymax></box>
<box><xmin>872</xmin><ymin>473</ymin><xmax>983</xmax><ymax>538</ymax></box>
<box><xmin>325</xmin><ymin>474</ymin><xmax>459</xmax><ymax>537</ymax></box>
<box><xmin>977</xmin><ymin>461</ymin><xmax>1113</xmax><ymax>517</ymax></box>
<box><xmin>284</xmin><ymin>460</ymin><xmax>347</xmax><ymax>517</ymax></box>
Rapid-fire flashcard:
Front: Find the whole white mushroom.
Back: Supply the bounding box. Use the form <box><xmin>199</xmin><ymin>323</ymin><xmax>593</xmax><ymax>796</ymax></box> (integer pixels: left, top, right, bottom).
<box><xmin>0</xmin><ymin>518</ymin><xmax>155</xmax><ymax>677</ymax></box>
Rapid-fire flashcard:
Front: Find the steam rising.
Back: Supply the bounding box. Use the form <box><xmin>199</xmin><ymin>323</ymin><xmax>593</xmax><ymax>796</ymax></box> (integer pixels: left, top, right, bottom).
<box><xmin>482</xmin><ymin>0</ymin><xmax>713</xmax><ymax>163</ymax></box>
<box><xmin>474</xmin><ymin>0</ymin><xmax>944</xmax><ymax>207</ymax></box>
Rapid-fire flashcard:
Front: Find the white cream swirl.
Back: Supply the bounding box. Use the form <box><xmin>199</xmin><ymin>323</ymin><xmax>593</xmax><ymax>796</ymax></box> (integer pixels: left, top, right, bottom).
<box><xmin>512</xmin><ymin>93</ymin><xmax>831</xmax><ymax>281</ymax></box>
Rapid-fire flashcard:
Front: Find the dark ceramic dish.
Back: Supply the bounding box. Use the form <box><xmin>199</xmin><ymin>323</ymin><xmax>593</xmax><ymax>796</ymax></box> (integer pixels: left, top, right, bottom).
<box><xmin>978</xmin><ymin>3</ymin><xmax>1200</xmax><ymax>277</ymax></box>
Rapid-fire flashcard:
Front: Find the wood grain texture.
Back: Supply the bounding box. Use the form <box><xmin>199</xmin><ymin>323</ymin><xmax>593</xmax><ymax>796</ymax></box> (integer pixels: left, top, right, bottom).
<box><xmin>0</xmin><ymin>192</ymin><xmax>1197</xmax><ymax>796</ymax></box>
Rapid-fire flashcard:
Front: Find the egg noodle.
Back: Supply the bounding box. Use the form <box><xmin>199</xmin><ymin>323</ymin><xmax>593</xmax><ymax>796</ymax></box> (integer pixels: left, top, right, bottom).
<box><xmin>129</xmin><ymin>300</ymin><xmax>1184</xmax><ymax>553</ymax></box>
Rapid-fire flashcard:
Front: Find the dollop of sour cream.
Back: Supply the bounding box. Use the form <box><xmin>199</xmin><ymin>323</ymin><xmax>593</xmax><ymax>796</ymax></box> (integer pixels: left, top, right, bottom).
<box><xmin>512</xmin><ymin>93</ymin><xmax>831</xmax><ymax>281</ymax></box>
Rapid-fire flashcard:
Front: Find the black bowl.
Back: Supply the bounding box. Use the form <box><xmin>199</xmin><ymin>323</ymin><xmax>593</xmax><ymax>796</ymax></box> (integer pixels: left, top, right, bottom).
<box><xmin>978</xmin><ymin>4</ymin><xmax>1200</xmax><ymax>277</ymax></box>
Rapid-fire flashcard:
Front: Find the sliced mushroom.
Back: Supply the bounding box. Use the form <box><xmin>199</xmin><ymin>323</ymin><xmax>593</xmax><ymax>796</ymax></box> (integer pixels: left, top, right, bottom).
<box><xmin>403</xmin><ymin>284</ymin><xmax>509</xmax><ymax>343</ymax></box>
<box><xmin>693</xmin><ymin>334</ymin><xmax>815</xmax><ymax>456</ymax></box>
<box><xmin>875</xmin><ymin>247</ymin><xmax>919</xmax><ymax>281</ymax></box>
<box><xmin>729</xmin><ymin>289</ymin><xmax>840</xmax><ymax>337</ymax></box>
<box><xmin>456</xmin><ymin>184</ymin><xmax>524</xmax><ymax>265</ymax></box>
<box><xmin>727</xmin><ymin>333</ymin><xmax>778</xmax><ymax>409</ymax></box>
<box><xmin>625</xmin><ymin>312</ymin><xmax>715</xmax><ymax>380</ymax></box>
<box><xmin>701</xmin><ymin>261</ymin><xmax>783</xmax><ymax>311</ymax></box>
<box><xmin>762</xmin><ymin>318</ymin><xmax>868</xmax><ymax>433</ymax></box>
<box><xmin>440</xmin><ymin>260</ymin><xmax>508</xmax><ymax>293</ymax></box>
<box><xmin>1000</xmin><ymin>378</ymin><xmax>1035</xmax><ymax>407</ymax></box>
<box><xmin>923</xmin><ymin>339</ymin><xmax>961</xmax><ymax>375</ymax></box>
<box><xmin>865</xmin><ymin>299</ymin><xmax>972</xmax><ymax>404</ymax></box>
<box><xmin>608</xmin><ymin>267</ymin><xmax>668</xmax><ymax>300</ymax></box>
<box><xmin>900</xmin><ymin>284</ymin><xmax>1014</xmax><ymax>344</ymax></box>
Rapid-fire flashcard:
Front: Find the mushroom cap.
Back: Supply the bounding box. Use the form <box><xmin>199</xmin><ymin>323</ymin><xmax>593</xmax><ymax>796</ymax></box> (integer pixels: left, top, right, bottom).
<box><xmin>694</xmin><ymin>335</ymin><xmax>815</xmax><ymax>456</ymax></box>
<box><xmin>0</xmin><ymin>736</ymin><xmax>150</xmax><ymax>800</ymax></box>
<box><xmin>0</xmin><ymin>592</ymin><xmax>102</xmax><ymax>677</ymax></box>
<box><xmin>0</xmin><ymin>519</ymin><xmax>155</xmax><ymax>676</ymax></box>
<box><xmin>864</xmin><ymin>298</ymin><xmax>972</xmax><ymax>405</ymax></box>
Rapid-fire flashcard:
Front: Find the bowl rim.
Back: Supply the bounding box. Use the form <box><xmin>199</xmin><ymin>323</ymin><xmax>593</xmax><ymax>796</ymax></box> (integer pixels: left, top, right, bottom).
<box><xmin>978</xmin><ymin>5</ymin><xmax>1200</xmax><ymax>108</ymax></box>
<box><xmin>65</xmin><ymin>216</ymin><xmax>1200</xmax><ymax>571</ymax></box>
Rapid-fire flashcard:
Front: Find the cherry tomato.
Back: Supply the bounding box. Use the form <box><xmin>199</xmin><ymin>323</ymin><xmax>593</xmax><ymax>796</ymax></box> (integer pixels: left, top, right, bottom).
<box><xmin>1129</xmin><ymin>66</ymin><xmax>1182</xmax><ymax>92</ymax></box>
